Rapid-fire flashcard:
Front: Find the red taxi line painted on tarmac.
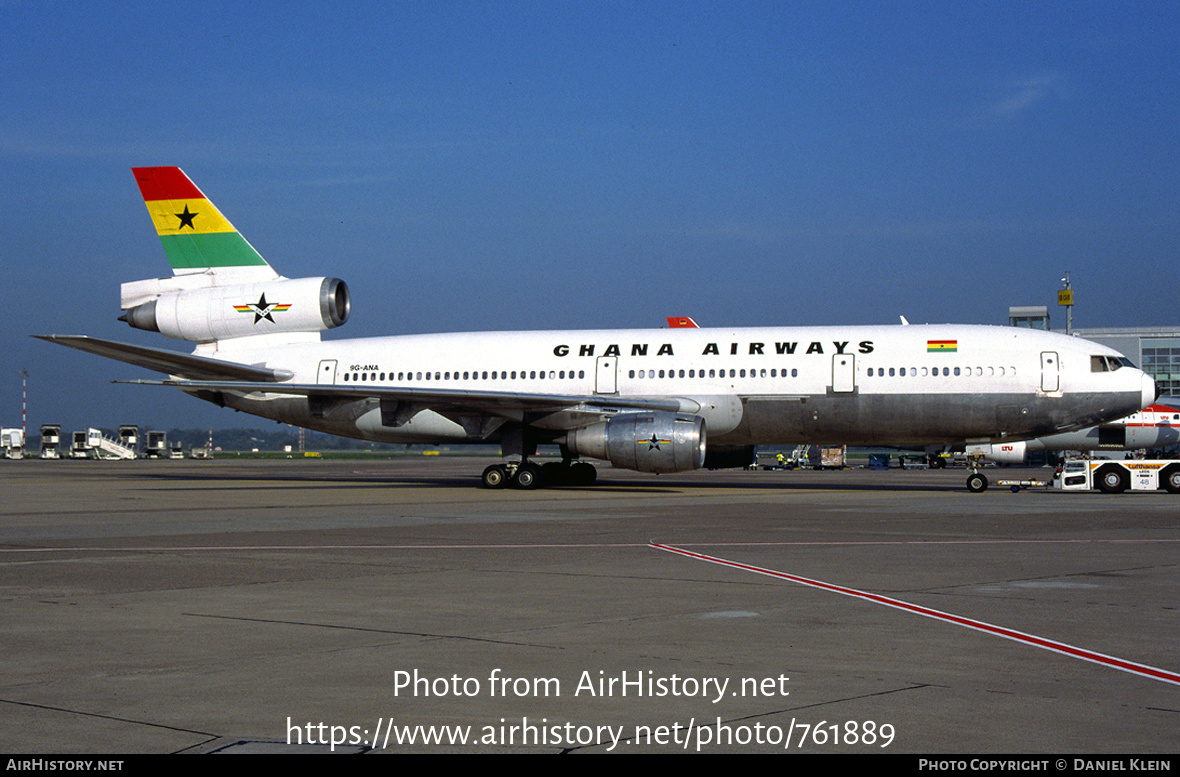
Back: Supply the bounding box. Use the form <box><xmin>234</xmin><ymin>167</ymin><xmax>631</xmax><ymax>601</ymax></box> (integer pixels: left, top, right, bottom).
<box><xmin>650</xmin><ymin>542</ymin><xmax>1180</xmax><ymax>687</ymax></box>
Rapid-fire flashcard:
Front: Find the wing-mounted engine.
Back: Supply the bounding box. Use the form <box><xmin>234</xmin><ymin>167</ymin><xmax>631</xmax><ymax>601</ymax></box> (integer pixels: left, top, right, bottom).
<box><xmin>119</xmin><ymin>276</ymin><xmax>350</xmax><ymax>343</ymax></box>
<box><xmin>561</xmin><ymin>411</ymin><xmax>707</xmax><ymax>473</ymax></box>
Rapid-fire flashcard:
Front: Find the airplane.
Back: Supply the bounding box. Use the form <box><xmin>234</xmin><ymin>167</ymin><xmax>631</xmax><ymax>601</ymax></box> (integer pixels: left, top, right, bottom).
<box><xmin>38</xmin><ymin>167</ymin><xmax>1157</xmax><ymax>492</ymax></box>
<box><xmin>969</xmin><ymin>399</ymin><xmax>1180</xmax><ymax>462</ymax></box>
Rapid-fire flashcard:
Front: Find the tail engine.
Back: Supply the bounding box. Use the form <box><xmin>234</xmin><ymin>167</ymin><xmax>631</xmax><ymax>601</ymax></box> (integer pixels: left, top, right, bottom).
<box><xmin>120</xmin><ymin>277</ymin><xmax>350</xmax><ymax>342</ymax></box>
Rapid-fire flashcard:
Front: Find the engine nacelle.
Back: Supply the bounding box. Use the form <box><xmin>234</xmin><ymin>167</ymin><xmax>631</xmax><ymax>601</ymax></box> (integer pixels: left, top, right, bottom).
<box><xmin>563</xmin><ymin>412</ymin><xmax>706</xmax><ymax>473</ymax></box>
<box><xmin>967</xmin><ymin>440</ymin><xmax>1028</xmax><ymax>464</ymax></box>
<box><xmin>121</xmin><ymin>277</ymin><xmax>349</xmax><ymax>342</ymax></box>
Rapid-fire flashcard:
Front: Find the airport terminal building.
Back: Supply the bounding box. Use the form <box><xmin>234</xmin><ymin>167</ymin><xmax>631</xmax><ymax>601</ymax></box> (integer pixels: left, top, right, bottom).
<box><xmin>1008</xmin><ymin>307</ymin><xmax>1180</xmax><ymax>397</ymax></box>
<box><xmin>1072</xmin><ymin>328</ymin><xmax>1180</xmax><ymax>398</ymax></box>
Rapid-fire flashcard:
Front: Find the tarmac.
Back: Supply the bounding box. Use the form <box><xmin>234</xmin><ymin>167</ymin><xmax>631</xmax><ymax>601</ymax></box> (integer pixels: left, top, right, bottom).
<box><xmin>1</xmin><ymin>456</ymin><xmax>1177</xmax><ymax>754</ymax></box>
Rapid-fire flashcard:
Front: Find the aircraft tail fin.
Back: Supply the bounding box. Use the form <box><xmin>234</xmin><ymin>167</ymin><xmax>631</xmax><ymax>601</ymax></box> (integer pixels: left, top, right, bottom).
<box><xmin>132</xmin><ymin>167</ymin><xmax>277</xmax><ymax>280</ymax></box>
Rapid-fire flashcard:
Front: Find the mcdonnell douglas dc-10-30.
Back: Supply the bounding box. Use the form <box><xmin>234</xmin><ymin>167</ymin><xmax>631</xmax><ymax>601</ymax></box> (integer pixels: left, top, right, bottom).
<box><xmin>39</xmin><ymin>168</ymin><xmax>1157</xmax><ymax>492</ymax></box>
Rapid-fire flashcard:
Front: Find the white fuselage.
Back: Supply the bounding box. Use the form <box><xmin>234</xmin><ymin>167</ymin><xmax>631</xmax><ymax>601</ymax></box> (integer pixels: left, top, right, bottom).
<box><xmin>200</xmin><ymin>323</ymin><xmax>1156</xmax><ymax>450</ymax></box>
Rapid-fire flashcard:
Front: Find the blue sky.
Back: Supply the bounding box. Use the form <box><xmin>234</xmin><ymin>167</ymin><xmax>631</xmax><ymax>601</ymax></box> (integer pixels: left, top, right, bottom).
<box><xmin>3</xmin><ymin>1</ymin><xmax>1178</xmax><ymax>433</ymax></box>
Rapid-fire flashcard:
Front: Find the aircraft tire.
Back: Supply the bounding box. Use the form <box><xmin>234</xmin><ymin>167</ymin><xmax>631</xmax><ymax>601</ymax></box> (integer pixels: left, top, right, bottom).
<box><xmin>541</xmin><ymin>462</ymin><xmax>568</xmax><ymax>486</ymax></box>
<box><xmin>570</xmin><ymin>462</ymin><xmax>597</xmax><ymax>486</ymax></box>
<box><xmin>966</xmin><ymin>472</ymin><xmax>988</xmax><ymax>493</ymax></box>
<box><xmin>481</xmin><ymin>464</ymin><xmax>509</xmax><ymax>489</ymax></box>
<box><xmin>513</xmin><ymin>463</ymin><xmax>543</xmax><ymax>490</ymax></box>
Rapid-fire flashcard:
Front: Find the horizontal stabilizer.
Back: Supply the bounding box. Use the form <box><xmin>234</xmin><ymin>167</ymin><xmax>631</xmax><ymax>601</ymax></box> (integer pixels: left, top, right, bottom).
<box><xmin>34</xmin><ymin>335</ymin><xmax>292</xmax><ymax>382</ymax></box>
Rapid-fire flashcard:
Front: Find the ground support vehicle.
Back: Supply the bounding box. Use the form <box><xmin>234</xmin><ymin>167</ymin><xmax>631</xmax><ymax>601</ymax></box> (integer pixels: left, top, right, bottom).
<box><xmin>1055</xmin><ymin>458</ymin><xmax>1180</xmax><ymax>493</ymax></box>
<box><xmin>996</xmin><ymin>458</ymin><xmax>1180</xmax><ymax>494</ymax></box>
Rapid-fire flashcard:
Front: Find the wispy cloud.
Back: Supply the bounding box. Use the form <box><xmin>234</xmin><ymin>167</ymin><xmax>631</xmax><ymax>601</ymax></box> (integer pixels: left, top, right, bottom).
<box><xmin>985</xmin><ymin>72</ymin><xmax>1067</xmax><ymax>121</ymax></box>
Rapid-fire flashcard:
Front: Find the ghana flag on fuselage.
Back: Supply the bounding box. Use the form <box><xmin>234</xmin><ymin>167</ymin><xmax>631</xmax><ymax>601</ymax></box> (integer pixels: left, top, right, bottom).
<box><xmin>132</xmin><ymin>167</ymin><xmax>274</xmax><ymax>276</ymax></box>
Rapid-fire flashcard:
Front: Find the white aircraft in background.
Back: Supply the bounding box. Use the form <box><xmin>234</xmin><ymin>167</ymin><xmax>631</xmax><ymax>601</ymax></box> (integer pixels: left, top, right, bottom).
<box><xmin>38</xmin><ymin>168</ymin><xmax>1156</xmax><ymax>492</ymax></box>
<box><xmin>970</xmin><ymin>399</ymin><xmax>1180</xmax><ymax>462</ymax></box>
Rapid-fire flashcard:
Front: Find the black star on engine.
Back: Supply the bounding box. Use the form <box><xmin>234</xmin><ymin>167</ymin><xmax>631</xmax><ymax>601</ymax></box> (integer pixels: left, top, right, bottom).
<box><xmin>175</xmin><ymin>204</ymin><xmax>199</xmax><ymax>230</ymax></box>
<box><xmin>251</xmin><ymin>293</ymin><xmax>276</xmax><ymax>323</ymax></box>
<box><xmin>646</xmin><ymin>434</ymin><xmax>662</xmax><ymax>450</ymax></box>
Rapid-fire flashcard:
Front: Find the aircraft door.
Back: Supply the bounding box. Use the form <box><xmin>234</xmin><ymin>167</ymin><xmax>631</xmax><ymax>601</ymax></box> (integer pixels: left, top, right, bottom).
<box><xmin>317</xmin><ymin>359</ymin><xmax>338</xmax><ymax>384</ymax></box>
<box><xmin>1040</xmin><ymin>352</ymin><xmax>1060</xmax><ymax>392</ymax></box>
<box><xmin>595</xmin><ymin>356</ymin><xmax>617</xmax><ymax>394</ymax></box>
<box><xmin>832</xmin><ymin>354</ymin><xmax>856</xmax><ymax>393</ymax></box>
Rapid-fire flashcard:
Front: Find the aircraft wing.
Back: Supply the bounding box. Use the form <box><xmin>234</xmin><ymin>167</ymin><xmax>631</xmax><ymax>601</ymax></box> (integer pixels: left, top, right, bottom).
<box><xmin>39</xmin><ymin>333</ymin><xmax>684</xmax><ymax>431</ymax></box>
<box><xmin>34</xmin><ymin>335</ymin><xmax>293</xmax><ymax>382</ymax></box>
<box><xmin>123</xmin><ymin>378</ymin><xmax>685</xmax><ymax>416</ymax></box>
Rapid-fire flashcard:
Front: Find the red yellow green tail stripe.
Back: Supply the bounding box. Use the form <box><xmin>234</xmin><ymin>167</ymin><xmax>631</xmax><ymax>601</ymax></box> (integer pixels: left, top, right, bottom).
<box><xmin>132</xmin><ymin>167</ymin><xmax>271</xmax><ymax>274</ymax></box>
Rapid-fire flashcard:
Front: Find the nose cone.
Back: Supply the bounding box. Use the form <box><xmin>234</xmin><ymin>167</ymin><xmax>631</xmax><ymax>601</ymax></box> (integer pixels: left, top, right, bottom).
<box><xmin>1142</xmin><ymin>371</ymin><xmax>1159</xmax><ymax>409</ymax></box>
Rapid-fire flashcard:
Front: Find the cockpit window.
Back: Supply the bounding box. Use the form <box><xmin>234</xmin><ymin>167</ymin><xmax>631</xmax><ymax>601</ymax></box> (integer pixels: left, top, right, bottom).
<box><xmin>1092</xmin><ymin>355</ymin><xmax>1133</xmax><ymax>372</ymax></box>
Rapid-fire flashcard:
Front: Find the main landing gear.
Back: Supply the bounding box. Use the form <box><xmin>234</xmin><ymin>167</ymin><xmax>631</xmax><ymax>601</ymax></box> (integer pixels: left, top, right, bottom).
<box><xmin>479</xmin><ymin>427</ymin><xmax>599</xmax><ymax>486</ymax></box>
<box><xmin>481</xmin><ymin>460</ymin><xmax>597</xmax><ymax>490</ymax></box>
<box><xmin>481</xmin><ymin>424</ymin><xmax>598</xmax><ymax>489</ymax></box>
